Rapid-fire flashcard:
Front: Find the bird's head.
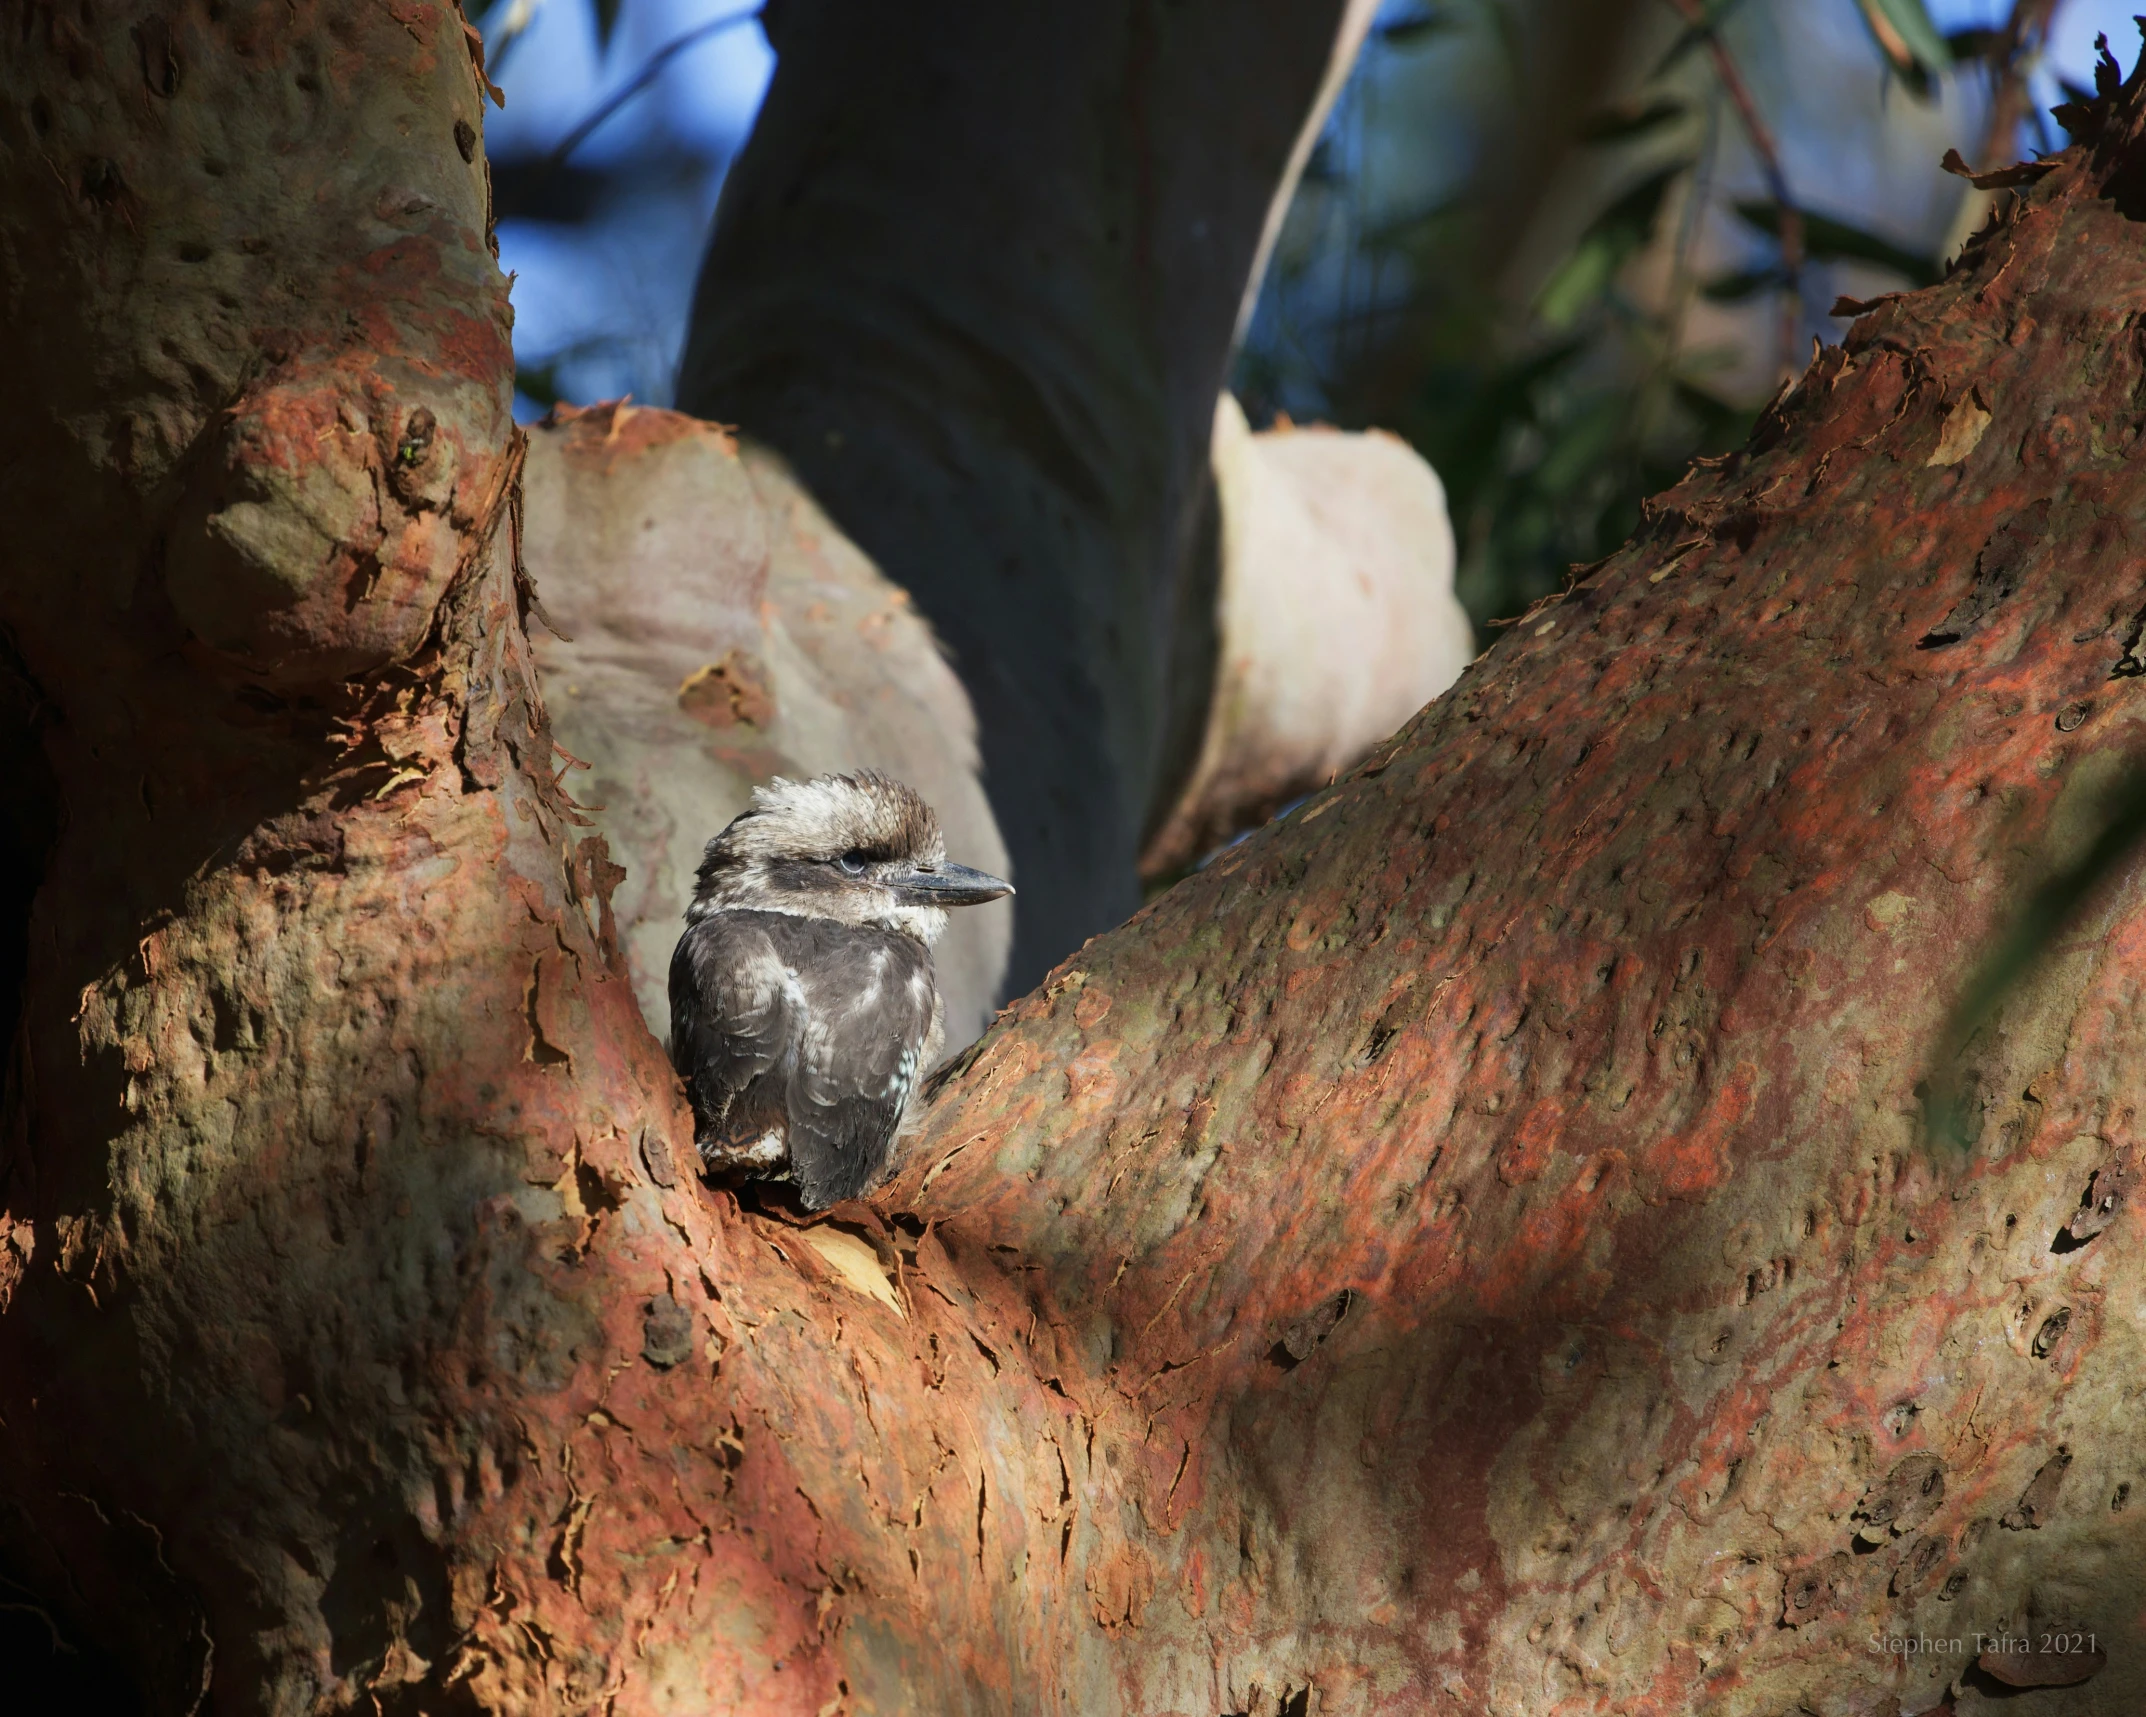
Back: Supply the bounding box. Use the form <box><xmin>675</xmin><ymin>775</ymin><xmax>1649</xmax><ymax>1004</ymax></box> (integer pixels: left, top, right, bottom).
<box><xmin>688</xmin><ymin>771</ymin><xmax>1013</xmax><ymax>944</ymax></box>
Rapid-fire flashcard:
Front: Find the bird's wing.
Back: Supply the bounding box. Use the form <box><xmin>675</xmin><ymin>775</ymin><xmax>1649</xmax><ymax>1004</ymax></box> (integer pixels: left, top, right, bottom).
<box><xmin>781</xmin><ymin>927</ymin><xmax>939</xmax><ymax>1208</ymax></box>
<box><xmin>669</xmin><ymin>912</ymin><xmax>796</xmax><ymax>1146</ymax></box>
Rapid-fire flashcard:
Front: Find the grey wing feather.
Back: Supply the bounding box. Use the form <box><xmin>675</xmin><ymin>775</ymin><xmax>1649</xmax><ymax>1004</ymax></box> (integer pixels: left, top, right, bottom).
<box><xmin>669</xmin><ymin>914</ymin><xmax>940</xmax><ymax>1209</ymax></box>
<box><xmin>781</xmin><ymin>931</ymin><xmax>939</xmax><ymax>1208</ymax></box>
<box><xmin>669</xmin><ymin>914</ymin><xmax>793</xmax><ymax>1148</ymax></box>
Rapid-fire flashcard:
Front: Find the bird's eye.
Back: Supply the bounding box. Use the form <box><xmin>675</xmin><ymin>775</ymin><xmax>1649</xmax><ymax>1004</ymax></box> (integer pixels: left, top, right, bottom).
<box><xmin>836</xmin><ymin>850</ymin><xmax>870</xmax><ymax>875</ymax></box>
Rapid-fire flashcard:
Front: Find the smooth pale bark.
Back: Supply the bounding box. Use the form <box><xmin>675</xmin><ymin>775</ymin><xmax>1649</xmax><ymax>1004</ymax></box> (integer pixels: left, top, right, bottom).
<box><xmin>679</xmin><ymin>0</ymin><xmax>1380</xmax><ymax>993</ymax></box>
<box><xmin>1143</xmin><ymin>399</ymin><xmax>1473</xmax><ymax>878</ymax></box>
<box><xmin>10</xmin><ymin>6</ymin><xmax>2146</xmax><ymax>1717</ymax></box>
<box><xmin>518</xmin><ymin>404</ymin><xmax>1015</xmax><ymax>1052</ymax></box>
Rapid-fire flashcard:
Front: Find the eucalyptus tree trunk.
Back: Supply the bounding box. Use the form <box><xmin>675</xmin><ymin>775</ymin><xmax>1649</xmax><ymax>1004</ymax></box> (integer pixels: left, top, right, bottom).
<box><xmin>8</xmin><ymin>5</ymin><xmax>2146</xmax><ymax>1717</ymax></box>
<box><xmin>678</xmin><ymin>0</ymin><xmax>1378</xmax><ymax>992</ymax></box>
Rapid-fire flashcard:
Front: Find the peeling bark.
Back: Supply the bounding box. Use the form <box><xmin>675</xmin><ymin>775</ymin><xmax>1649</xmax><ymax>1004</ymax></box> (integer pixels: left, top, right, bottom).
<box><xmin>1142</xmin><ymin>399</ymin><xmax>1474</xmax><ymax>879</ymax></box>
<box><xmin>12</xmin><ymin>5</ymin><xmax>2146</xmax><ymax>1717</ymax></box>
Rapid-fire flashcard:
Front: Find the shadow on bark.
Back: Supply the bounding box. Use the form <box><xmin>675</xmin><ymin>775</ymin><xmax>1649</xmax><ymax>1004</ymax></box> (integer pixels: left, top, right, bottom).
<box><xmin>0</xmin><ymin>634</ymin><xmax>58</xmax><ymax>1086</ymax></box>
<box><xmin>0</xmin><ymin>1558</ymin><xmax>143</xmax><ymax>1717</ymax></box>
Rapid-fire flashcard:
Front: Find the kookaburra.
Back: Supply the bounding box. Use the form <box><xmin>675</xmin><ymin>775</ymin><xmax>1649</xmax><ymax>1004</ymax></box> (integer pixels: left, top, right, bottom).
<box><xmin>668</xmin><ymin>771</ymin><xmax>1012</xmax><ymax>1209</ymax></box>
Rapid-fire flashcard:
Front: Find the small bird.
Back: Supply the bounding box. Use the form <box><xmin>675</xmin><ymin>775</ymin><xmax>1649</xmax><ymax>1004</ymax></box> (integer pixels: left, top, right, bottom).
<box><xmin>669</xmin><ymin>771</ymin><xmax>1013</xmax><ymax>1209</ymax></box>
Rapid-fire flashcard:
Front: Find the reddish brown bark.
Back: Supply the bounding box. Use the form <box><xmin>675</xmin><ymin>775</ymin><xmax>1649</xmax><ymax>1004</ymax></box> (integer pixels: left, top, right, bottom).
<box><xmin>12</xmin><ymin>5</ymin><xmax>2146</xmax><ymax>1717</ymax></box>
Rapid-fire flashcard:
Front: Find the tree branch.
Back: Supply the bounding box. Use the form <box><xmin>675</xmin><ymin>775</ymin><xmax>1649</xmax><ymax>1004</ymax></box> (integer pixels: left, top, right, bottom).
<box><xmin>1663</xmin><ymin>0</ymin><xmax>1806</xmax><ymax>378</ymax></box>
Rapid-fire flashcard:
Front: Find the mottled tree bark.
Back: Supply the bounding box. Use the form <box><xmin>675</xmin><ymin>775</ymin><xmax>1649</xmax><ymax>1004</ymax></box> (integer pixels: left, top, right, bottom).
<box><xmin>11</xmin><ymin>6</ymin><xmax>2146</xmax><ymax>1717</ymax></box>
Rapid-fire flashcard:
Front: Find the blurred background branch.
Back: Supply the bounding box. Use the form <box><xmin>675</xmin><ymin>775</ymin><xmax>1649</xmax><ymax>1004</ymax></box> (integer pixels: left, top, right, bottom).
<box><xmin>541</xmin><ymin>3</ymin><xmax>763</xmax><ymax>167</ymax></box>
<box><xmin>475</xmin><ymin>0</ymin><xmax>2119</xmax><ymax>634</ymax></box>
<box><xmin>1664</xmin><ymin>0</ymin><xmax>1809</xmax><ymax>380</ymax></box>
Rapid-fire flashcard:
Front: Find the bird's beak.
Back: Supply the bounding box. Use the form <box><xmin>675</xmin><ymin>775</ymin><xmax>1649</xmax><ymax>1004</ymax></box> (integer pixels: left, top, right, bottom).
<box><xmin>893</xmin><ymin>862</ymin><xmax>1014</xmax><ymax>907</ymax></box>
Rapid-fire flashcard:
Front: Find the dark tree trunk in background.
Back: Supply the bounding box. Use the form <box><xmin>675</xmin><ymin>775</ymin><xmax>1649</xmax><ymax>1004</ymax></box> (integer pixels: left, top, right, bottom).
<box><xmin>679</xmin><ymin>0</ymin><xmax>1374</xmax><ymax>992</ymax></box>
<box><xmin>9</xmin><ymin>3</ymin><xmax>2146</xmax><ymax>1715</ymax></box>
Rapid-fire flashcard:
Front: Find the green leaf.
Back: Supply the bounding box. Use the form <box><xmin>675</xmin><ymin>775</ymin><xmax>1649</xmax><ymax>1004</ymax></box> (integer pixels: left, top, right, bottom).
<box><xmin>1943</xmin><ymin>27</ymin><xmax>2007</xmax><ymax>63</ymax></box>
<box><xmin>1357</xmin><ymin>195</ymin><xmax>1469</xmax><ymax>262</ymax></box>
<box><xmin>1414</xmin><ymin>337</ymin><xmax>1584</xmax><ymax>496</ymax></box>
<box><xmin>1853</xmin><ymin>0</ymin><xmax>1951</xmax><ymax>80</ymax></box>
<box><xmin>515</xmin><ymin>360</ymin><xmax>564</xmax><ymax>411</ymax></box>
<box><xmin>1592</xmin><ymin>164</ymin><xmax>1686</xmax><ymax>246</ymax></box>
<box><xmin>1699</xmin><ymin>266</ymin><xmax>1785</xmax><ymax>304</ymax></box>
<box><xmin>1670</xmin><ymin>378</ymin><xmax>1751</xmax><ymax>443</ymax></box>
<box><xmin>1299</xmin><ymin>136</ymin><xmax>1342</xmax><ymax>186</ymax></box>
<box><xmin>1531</xmin><ymin>394</ymin><xmax>1628</xmax><ymax>496</ymax></box>
<box><xmin>1380</xmin><ymin>7</ymin><xmax>1458</xmax><ymax>45</ymax></box>
<box><xmin>1732</xmin><ymin>200</ymin><xmax>1941</xmax><ymax>287</ymax></box>
<box><xmin>1536</xmin><ymin>164</ymin><xmax>1684</xmax><ymax>327</ymax></box>
<box><xmin>1536</xmin><ymin>238</ymin><xmax>1620</xmax><ymax>330</ymax></box>
<box><xmin>1652</xmin><ymin>0</ymin><xmax>1755</xmax><ymax>77</ymax></box>
<box><xmin>1576</xmin><ymin>98</ymin><xmax>1688</xmax><ymax>147</ymax></box>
